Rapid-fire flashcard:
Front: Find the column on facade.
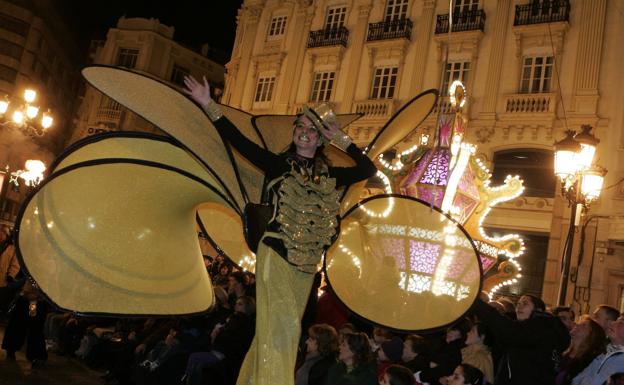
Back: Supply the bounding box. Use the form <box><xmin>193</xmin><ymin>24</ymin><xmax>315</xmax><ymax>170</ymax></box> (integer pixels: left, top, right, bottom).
<box><xmin>570</xmin><ymin>0</ymin><xmax>607</xmax><ymax>115</ymax></box>
<box><xmin>408</xmin><ymin>0</ymin><xmax>436</xmax><ymax>96</ymax></box>
<box><xmin>480</xmin><ymin>0</ymin><xmax>511</xmax><ymax>117</ymax></box>
<box><xmin>280</xmin><ymin>6</ymin><xmax>314</xmax><ymax>113</ymax></box>
<box><xmin>340</xmin><ymin>1</ymin><xmax>372</xmax><ymax>113</ymax></box>
<box><xmin>226</xmin><ymin>5</ymin><xmax>263</xmax><ymax>108</ymax></box>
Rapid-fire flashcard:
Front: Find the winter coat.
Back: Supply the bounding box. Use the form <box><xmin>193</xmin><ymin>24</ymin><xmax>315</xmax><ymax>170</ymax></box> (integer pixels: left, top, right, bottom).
<box><xmin>473</xmin><ymin>299</ymin><xmax>570</xmax><ymax>385</ymax></box>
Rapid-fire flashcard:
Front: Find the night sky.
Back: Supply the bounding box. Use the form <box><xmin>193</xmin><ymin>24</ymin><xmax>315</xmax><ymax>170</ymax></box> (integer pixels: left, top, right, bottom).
<box><xmin>56</xmin><ymin>0</ymin><xmax>244</xmax><ymax>63</ymax></box>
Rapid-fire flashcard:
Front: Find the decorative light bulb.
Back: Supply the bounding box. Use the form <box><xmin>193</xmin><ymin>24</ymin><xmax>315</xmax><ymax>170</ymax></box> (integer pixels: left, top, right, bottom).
<box><xmin>24</xmin><ymin>89</ymin><xmax>36</xmax><ymax>103</ymax></box>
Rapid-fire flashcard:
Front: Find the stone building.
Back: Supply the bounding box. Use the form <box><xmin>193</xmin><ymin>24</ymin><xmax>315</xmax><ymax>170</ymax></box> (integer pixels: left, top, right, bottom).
<box><xmin>70</xmin><ymin>16</ymin><xmax>225</xmax><ymax>143</ymax></box>
<box><xmin>0</xmin><ymin>0</ymin><xmax>82</xmax><ymax>224</ymax></box>
<box><xmin>224</xmin><ymin>0</ymin><xmax>624</xmax><ymax>312</ymax></box>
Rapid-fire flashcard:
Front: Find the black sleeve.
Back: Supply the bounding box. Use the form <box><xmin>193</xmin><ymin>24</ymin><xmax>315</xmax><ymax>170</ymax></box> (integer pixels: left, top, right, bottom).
<box><xmin>329</xmin><ymin>143</ymin><xmax>377</xmax><ymax>188</ymax></box>
<box><xmin>472</xmin><ymin>299</ymin><xmax>544</xmax><ymax>348</ymax></box>
<box><xmin>212</xmin><ymin>115</ymin><xmax>281</xmax><ymax>174</ymax></box>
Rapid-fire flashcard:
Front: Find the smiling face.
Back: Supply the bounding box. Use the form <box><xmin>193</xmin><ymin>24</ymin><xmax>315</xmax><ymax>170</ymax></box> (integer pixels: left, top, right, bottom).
<box><xmin>292</xmin><ymin>115</ymin><xmax>321</xmax><ymax>156</ymax></box>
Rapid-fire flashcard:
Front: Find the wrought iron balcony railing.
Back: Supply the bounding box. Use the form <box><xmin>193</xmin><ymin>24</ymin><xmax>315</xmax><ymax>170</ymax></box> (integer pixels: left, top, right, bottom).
<box><xmin>514</xmin><ymin>0</ymin><xmax>570</xmax><ymax>26</ymax></box>
<box><xmin>367</xmin><ymin>18</ymin><xmax>413</xmax><ymax>42</ymax></box>
<box><xmin>435</xmin><ymin>9</ymin><xmax>486</xmax><ymax>34</ymax></box>
<box><xmin>307</xmin><ymin>26</ymin><xmax>349</xmax><ymax>48</ymax></box>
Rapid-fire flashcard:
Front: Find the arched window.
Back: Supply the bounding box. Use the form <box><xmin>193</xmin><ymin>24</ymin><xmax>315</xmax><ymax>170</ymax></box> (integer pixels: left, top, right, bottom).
<box><xmin>491</xmin><ymin>149</ymin><xmax>555</xmax><ymax>198</ymax></box>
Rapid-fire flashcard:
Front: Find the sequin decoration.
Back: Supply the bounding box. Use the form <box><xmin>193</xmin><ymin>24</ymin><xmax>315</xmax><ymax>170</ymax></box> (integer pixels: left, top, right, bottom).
<box><xmin>271</xmin><ymin>170</ymin><xmax>340</xmax><ymax>273</ymax></box>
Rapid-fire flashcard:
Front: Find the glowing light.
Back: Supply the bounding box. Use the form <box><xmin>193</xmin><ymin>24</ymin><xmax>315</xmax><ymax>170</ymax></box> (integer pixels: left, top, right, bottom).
<box><xmin>449</xmin><ymin>80</ymin><xmax>466</xmax><ymax>108</ymax></box>
<box><xmin>24</xmin><ymin>89</ymin><xmax>36</xmax><ymax>103</ymax></box>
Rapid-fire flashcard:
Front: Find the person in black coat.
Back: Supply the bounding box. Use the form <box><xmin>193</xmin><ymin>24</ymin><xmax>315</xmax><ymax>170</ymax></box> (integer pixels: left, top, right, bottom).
<box><xmin>183</xmin><ymin>296</ymin><xmax>256</xmax><ymax>385</ymax></box>
<box><xmin>472</xmin><ymin>294</ymin><xmax>571</xmax><ymax>385</ymax></box>
<box><xmin>417</xmin><ymin>318</ymin><xmax>471</xmax><ymax>385</ymax></box>
<box><xmin>296</xmin><ymin>323</ymin><xmax>339</xmax><ymax>385</ymax></box>
<box><xmin>1</xmin><ymin>280</ymin><xmax>49</xmax><ymax>367</ymax></box>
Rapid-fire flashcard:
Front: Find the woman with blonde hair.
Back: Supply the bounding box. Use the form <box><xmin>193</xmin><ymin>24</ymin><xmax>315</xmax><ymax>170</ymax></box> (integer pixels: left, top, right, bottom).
<box><xmin>555</xmin><ymin>315</ymin><xmax>606</xmax><ymax>385</ymax></box>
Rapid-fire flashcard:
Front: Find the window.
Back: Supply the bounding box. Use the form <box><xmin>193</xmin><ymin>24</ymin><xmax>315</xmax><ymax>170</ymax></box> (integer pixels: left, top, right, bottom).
<box><xmin>0</xmin><ymin>13</ymin><xmax>29</xmax><ymax>37</ymax></box>
<box><xmin>384</xmin><ymin>0</ymin><xmax>409</xmax><ymax>21</ymax></box>
<box><xmin>310</xmin><ymin>72</ymin><xmax>335</xmax><ymax>102</ymax></box>
<box><xmin>325</xmin><ymin>7</ymin><xmax>347</xmax><ymax>29</ymax></box>
<box><xmin>0</xmin><ymin>39</ymin><xmax>23</xmax><ymax>60</ymax></box>
<box><xmin>520</xmin><ymin>56</ymin><xmax>553</xmax><ymax>93</ymax></box>
<box><xmin>254</xmin><ymin>76</ymin><xmax>276</xmax><ymax>103</ymax></box>
<box><xmin>491</xmin><ymin>149</ymin><xmax>555</xmax><ymax>198</ymax></box>
<box><xmin>268</xmin><ymin>16</ymin><xmax>287</xmax><ymax>38</ymax></box>
<box><xmin>170</xmin><ymin>64</ymin><xmax>190</xmax><ymax>87</ymax></box>
<box><xmin>0</xmin><ymin>63</ymin><xmax>17</xmax><ymax>83</ymax></box>
<box><xmin>453</xmin><ymin>0</ymin><xmax>479</xmax><ymax>14</ymax></box>
<box><xmin>441</xmin><ymin>62</ymin><xmax>471</xmax><ymax>96</ymax></box>
<box><xmin>116</xmin><ymin>48</ymin><xmax>139</xmax><ymax>68</ymax></box>
<box><xmin>370</xmin><ymin>67</ymin><xmax>398</xmax><ymax>99</ymax></box>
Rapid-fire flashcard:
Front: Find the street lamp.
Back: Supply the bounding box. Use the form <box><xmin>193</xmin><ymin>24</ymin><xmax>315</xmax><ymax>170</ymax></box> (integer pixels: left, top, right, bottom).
<box><xmin>553</xmin><ymin>124</ymin><xmax>606</xmax><ymax>306</ymax></box>
<box><xmin>0</xmin><ymin>88</ymin><xmax>54</xmax><ymax>137</ymax></box>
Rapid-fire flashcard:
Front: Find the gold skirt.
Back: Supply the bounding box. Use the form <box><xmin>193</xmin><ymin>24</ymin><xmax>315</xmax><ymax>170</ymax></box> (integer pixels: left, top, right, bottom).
<box><xmin>236</xmin><ymin>242</ymin><xmax>315</xmax><ymax>385</ymax></box>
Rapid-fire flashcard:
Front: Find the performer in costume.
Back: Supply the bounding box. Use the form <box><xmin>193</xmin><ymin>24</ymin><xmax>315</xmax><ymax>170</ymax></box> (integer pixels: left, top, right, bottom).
<box><xmin>183</xmin><ymin>75</ymin><xmax>377</xmax><ymax>385</ymax></box>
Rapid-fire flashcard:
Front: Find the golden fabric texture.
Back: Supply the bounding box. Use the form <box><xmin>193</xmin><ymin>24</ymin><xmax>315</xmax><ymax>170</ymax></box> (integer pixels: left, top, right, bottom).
<box><xmin>269</xmin><ymin>171</ymin><xmax>340</xmax><ymax>273</ymax></box>
<box><xmin>236</xmin><ymin>243</ymin><xmax>315</xmax><ymax>385</ymax></box>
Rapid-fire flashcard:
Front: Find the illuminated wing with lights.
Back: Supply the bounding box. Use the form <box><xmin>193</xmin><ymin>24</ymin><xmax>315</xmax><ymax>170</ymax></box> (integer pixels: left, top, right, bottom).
<box><xmin>325</xmin><ymin>195</ymin><xmax>482</xmax><ymax>332</ymax></box>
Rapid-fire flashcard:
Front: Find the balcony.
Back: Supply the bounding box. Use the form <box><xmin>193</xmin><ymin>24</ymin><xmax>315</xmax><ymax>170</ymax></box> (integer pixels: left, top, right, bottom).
<box><xmin>435</xmin><ymin>10</ymin><xmax>486</xmax><ymax>34</ymax></box>
<box><xmin>353</xmin><ymin>99</ymin><xmax>396</xmax><ymax>118</ymax></box>
<box><xmin>96</xmin><ymin>107</ymin><xmax>122</xmax><ymax>124</ymax></box>
<box><xmin>308</xmin><ymin>26</ymin><xmax>349</xmax><ymax>48</ymax></box>
<box><xmin>367</xmin><ymin>18</ymin><xmax>413</xmax><ymax>42</ymax></box>
<box><xmin>514</xmin><ymin>0</ymin><xmax>570</xmax><ymax>26</ymax></box>
<box><xmin>503</xmin><ymin>93</ymin><xmax>556</xmax><ymax>114</ymax></box>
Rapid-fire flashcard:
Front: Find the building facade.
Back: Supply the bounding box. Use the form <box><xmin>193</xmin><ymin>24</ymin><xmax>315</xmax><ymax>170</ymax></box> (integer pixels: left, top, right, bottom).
<box><xmin>0</xmin><ymin>0</ymin><xmax>82</xmax><ymax>224</ymax></box>
<box><xmin>224</xmin><ymin>0</ymin><xmax>624</xmax><ymax>313</ymax></box>
<box><xmin>70</xmin><ymin>17</ymin><xmax>225</xmax><ymax>143</ymax></box>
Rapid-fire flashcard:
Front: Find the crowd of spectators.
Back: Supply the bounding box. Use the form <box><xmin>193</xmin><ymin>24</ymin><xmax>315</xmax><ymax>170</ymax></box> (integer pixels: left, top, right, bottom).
<box><xmin>2</xmin><ymin>241</ymin><xmax>624</xmax><ymax>385</ymax></box>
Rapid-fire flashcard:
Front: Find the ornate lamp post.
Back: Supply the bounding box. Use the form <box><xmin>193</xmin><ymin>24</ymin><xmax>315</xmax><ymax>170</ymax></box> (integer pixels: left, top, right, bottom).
<box><xmin>0</xmin><ymin>88</ymin><xmax>54</xmax><ymax>137</ymax></box>
<box><xmin>553</xmin><ymin>125</ymin><xmax>606</xmax><ymax>306</ymax></box>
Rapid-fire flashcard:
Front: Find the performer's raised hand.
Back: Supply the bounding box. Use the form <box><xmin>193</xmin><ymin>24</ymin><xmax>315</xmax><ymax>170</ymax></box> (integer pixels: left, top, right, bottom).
<box><xmin>318</xmin><ymin>119</ymin><xmax>341</xmax><ymax>141</ymax></box>
<box><xmin>183</xmin><ymin>75</ymin><xmax>212</xmax><ymax>108</ymax></box>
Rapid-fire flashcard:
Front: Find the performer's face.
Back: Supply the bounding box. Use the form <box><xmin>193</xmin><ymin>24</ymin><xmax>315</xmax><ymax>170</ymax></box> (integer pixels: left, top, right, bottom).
<box><xmin>293</xmin><ymin>116</ymin><xmax>321</xmax><ymax>154</ymax></box>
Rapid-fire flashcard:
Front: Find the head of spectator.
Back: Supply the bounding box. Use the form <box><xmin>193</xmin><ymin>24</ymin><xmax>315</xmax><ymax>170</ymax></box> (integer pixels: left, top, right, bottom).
<box><xmin>213</xmin><ymin>286</ymin><xmax>230</xmax><ymax>308</ymax></box>
<box><xmin>379</xmin><ymin>337</ymin><xmax>403</xmax><ymax>363</ymax></box>
<box><xmin>402</xmin><ymin>334</ymin><xmax>429</xmax><ymax>362</ymax></box>
<box><xmin>373</xmin><ymin>327</ymin><xmax>395</xmax><ymax>345</ymax></box>
<box><xmin>488</xmin><ymin>300</ymin><xmax>506</xmax><ymax>314</ymax></box>
<box><xmin>515</xmin><ymin>294</ymin><xmax>546</xmax><ymax>321</ymax></box>
<box><xmin>553</xmin><ymin>306</ymin><xmax>576</xmax><ymax>331</ymax></box>
<box><xmin>498</xmin><ymin>297</ymin><xmax>518</xmax><ymax>319</ymax></box>
<box><xmin>338</xmin><ymin>322</ymin><xmax>357</xmax><ymax>343</ymax></box>
<box><xmin>234</xmin><ymin>295</ymin><xmax>255</xmax><ymax>316</ymax></box>
<box><xmin>607</xmin><ymin>315</ymin><xmax>624</xmax><ymax>346</ymax></box>
<box><xmin>202</xmin><ymin>255</ymin><xmax>212</xmax><ymax>269</ymax></box>
<box><xmin>339</xmin><ymin>332</ymin><xmax>372</xmax><ymax>367</ymax></box>
<box><xmin>379</xmin><ymin>364</ymin><xmax>415</xmax><ymax>385</ymax></box>
<box><xmin>592</xmin><ymin>305</ymin><xmax>620</xmax><ymax>332</ymax></box>
<box><xmin>446</xmin><ymin>318</ymin><xmax>471</xmax><ymax>344</ymax></box>
<box><xmin>564</xmin><ymin>315</ymin><xmax>605</xmax><ymax>360</ymax></box>
<box><xmin>465</xmin><ymin>322</ymin><xmax>489</xmax><ymax>347</ymax></box>
<box><xmin>164</xmin><ymin>328</ymin><xmax>180</xmax><ymax>347</ymax></box>
<box><xmin>244</xmin><ymin>271</ymin><xmax>255</xmax><ymax>285</ymax></box>
<box><xmin>217</xmin><ymin>262</ymin><xmax>231</xmax><ymax>277</ymax></box>
<box><xmin>306</xmin><ymin>323</ymin><xmax>339</xmax><ymax>357</ymax></box>
<box><xmin>228</xmin><ymin>271</ymin><xmax>246</xmax><ymax>297</ymax></box>
<box><xmin>608</xmin><ymin>373</ymin><xmax>624</xmax><ymax>385</ymax></box>
<box><xmin>446</xmin><ymin>364</ymin><xmax>484</xmax><ymax>385</ymax></box>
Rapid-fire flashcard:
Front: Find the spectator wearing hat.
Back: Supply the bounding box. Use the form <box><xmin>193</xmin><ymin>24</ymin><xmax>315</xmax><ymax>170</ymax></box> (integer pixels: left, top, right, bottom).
<box><xmin>378</xmin><ymin>337</ymin><xmax>404</xmax><ymax>378</ymax></box>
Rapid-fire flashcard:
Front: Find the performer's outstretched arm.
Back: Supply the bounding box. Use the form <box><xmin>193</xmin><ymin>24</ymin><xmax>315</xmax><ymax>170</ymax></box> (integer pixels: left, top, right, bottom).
<box><xmin>183</xmin><ymin>75</ymin><xmax>279</xmax><ymax>173</ymax></box>
<box><xmin>329</xmin><ymin>142</ymin><xmax>377</xmax><ymax>187</ymax></box>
